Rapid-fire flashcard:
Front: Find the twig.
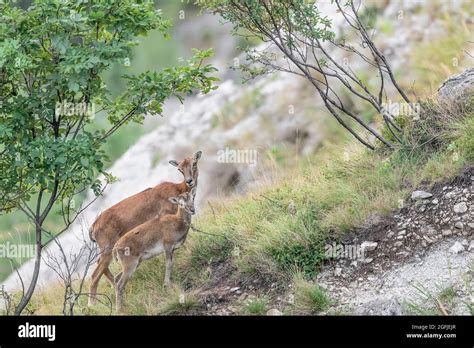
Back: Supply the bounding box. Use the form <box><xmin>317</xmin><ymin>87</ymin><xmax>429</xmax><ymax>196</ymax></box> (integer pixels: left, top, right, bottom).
<box><xmin>190</xmin><ymin>224</ymin><xmax>229</xmax><ymax>240</ymax></box>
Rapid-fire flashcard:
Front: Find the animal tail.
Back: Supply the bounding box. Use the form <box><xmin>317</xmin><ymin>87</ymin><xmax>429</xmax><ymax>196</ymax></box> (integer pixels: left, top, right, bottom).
<box><xmin>89</xmin><ymin>220</ymin><xmax>97</xmax><ymax>243</ymax></box>
<box><xmin>89</xmin><ymin>213</ymin><xmax>104</xmax><ymax>243</ymax></box>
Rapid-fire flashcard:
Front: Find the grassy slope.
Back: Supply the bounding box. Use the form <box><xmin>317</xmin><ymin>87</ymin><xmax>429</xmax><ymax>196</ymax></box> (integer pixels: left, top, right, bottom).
<box><xmin>6</xmin><ymin>2</ymin><xmax>473</xmax><ymax>315</ymax></box>
<box><xmin>25</xmin><ymin>103</ymin><xmax>473</xmax><ymax>315</ymax></box>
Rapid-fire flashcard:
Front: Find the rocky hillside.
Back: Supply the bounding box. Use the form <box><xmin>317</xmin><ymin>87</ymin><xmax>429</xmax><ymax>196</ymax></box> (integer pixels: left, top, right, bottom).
<box><xmin>1</xmin><ymin>0</ymin><xmax>472</xmax><ymax>315</ymax></box>
<box><xmin>318</xmin><ymin>167</ymin><xmax>473</xmax><ymax>315</ymax></box>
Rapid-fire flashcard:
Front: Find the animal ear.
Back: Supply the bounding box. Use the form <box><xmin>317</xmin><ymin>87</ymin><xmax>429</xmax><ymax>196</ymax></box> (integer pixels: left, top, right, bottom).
<box><xmin>194</xmin><ymin>151</ymin><xmax>202</xmax><ymax>161</ymax></box>
<box><xmin>169</xmin><ymin>160</ymin><xmax>179</xmax><ymax>167</ymax></box>
<box><xmin>168</xmin><ymin>197</ymin><xmax>179</xmax><ymax>204</ymax></box>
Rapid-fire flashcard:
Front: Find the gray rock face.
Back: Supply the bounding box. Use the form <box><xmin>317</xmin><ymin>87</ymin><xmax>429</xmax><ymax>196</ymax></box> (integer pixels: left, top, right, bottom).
<box><xmin>438</xmin><ymin>67</ymin><xmax>474</xmax><ymax>106</ymax></box>
<box><xmin>353</xmin><ymin>297</ymin><xmax>404</xmax><ymax>315</ymax></box>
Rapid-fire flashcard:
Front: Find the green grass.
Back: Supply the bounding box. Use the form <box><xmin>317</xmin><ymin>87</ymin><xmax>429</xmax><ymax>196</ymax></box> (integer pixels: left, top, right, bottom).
<box><xmin>410</xmin><ymin>9</ymin><xmax>472</xmax><ymax>93</ymax></box>
<box><xmin>241</xmin><ymin>297</ymin><xmax>268</xmax><ymax>315</ymax></box>
<box><xmin>19</xmin><ymin>100</ymin><xmax>474</xmax><ymax>314</ymax></box>
<box><xmin>291</xmin><ymin>275</ymin><xmax>331</xmax><ymax>314</ymax></box>
<box><xmin>405</xmin><ymin>283</ymin><xmax>457</xmax><ymax>316</ymax></box>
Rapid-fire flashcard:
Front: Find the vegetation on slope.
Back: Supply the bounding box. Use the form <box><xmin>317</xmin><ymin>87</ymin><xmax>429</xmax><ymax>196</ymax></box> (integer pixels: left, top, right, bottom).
<box><xmin>24</xmin><ymin>96</ymin><xmax>473</xmax><ymax>315</ymax></box>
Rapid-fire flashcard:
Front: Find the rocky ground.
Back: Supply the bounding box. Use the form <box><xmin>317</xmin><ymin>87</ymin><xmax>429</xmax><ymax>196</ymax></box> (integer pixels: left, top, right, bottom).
<box><xmin>191</xmin><ymin>167</ymin><xmax>473</xmax><ymax>315</ymax></box>
<box><xmin>317</xmin><ymin>166</ymin><xmax>473</xmax><ymax>315</ymax></box>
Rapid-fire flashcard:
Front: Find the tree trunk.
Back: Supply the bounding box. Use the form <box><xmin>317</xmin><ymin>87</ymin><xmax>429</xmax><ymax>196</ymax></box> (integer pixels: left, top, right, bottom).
<box><xmin>14</xmin><ymin>222</ymin><xmax>42</xmax><ymax>315</ymax></box>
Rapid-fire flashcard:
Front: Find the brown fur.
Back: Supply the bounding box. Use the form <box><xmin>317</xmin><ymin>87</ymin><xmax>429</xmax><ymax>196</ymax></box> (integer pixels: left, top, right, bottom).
<box><xmin>113</xmin><ymin>191</ymin><xmax>195</xmax><ymax>311</ymax></box>
<box><xmin>88</xmin><ymin>151</ymin><xmax>201</xmax><ymax>306</ymax></box>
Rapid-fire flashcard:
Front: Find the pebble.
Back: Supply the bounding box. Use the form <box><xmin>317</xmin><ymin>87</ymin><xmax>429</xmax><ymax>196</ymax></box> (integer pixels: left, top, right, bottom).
<box><xmin>267</xmin><ymin>308</ymin><xmax>283</xmax><ymax>316</ymax></box>
<box><xmin>361</xmin><ymin>241</ymin><xmax>378</xmax><ymax>252</ymax></box>
<box><xmin>411</xmin><ymin>190</ymin><xmax>432</xmax><ymax>200</ymax></box>
<box><xmin>449</xmin><ymin>241</ymin><xmax>465</xmax><ymax>254</ymax></box>
<box><xmin>454</xmin><ymin>202</ymin><xmax>468</xmax><ymax>214</ymax></box>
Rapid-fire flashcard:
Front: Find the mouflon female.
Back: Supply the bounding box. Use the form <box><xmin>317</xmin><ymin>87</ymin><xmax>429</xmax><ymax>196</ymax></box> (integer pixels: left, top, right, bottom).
<box><xmin>88</xmin><ymin>151</ymin><xmax>201</xmax><ymax>306</ymax></box>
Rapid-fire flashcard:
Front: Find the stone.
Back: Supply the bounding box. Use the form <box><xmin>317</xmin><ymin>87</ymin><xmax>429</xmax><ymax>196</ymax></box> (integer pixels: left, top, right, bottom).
<box><xmin>334</xmin><ymin>267</ymin><xmax>342</xmax><ymax>277</ymax></box>
<box><xmin>438</xmin><ymin>67</ymin><xmax>474</xmax><ymax>106</ymax></box>
<box><xmin>449</xmin><ymin>241</ymin><xmax>465</xmax><ymax>254</ymax></box>
<box><xmin>454</xmin><ymin>222</ymin><xmax>464</xmax><ymax>229</ymax></box>
<box><xmin>445</xmin><ymin>191</ymin><xmax>456</xmax><ymax>199</ymax></box>
<box><xmin>423</xmin><ymin>235</ymin><xmax>434</xmax><ymax>244</ymax></box>
<box><xmin>411</xmin><ymin>190</ymin><xmax>432</xmax><ymax>200</ymax></box>
<box><xmin>267</xmin><ymin>308</ymin><xmax>283</xmax><ymax>316</ymax></box>
<box><xmin>454</xmin><ymin>202</ymin><xmax>468</xmax><ymax>214</ymax></box>
<box><xmin>432</xmin><ymin>198</ymin><xmax>439</xmax><ymax>204</ymax></box>
<box><xmin>361</xmin><ymin>241</ymin><xmax>378</xmax><ymax>252</ymax></box>
<box><xmin>442</xmin><ymin>229</ymin><xmax>453</xmax><ymax>236</ymax></box>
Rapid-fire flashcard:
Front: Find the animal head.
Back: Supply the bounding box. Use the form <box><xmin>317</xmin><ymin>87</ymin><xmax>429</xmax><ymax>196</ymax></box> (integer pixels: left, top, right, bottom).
<box><xmin>168</xmin><ymin>190</ymin><xmax>196</xmax><ymax>215</ymax></box>
<box><xmin>169</xmin><ymin>151</ymin><xmax>202</xmax><ymax>188</ymax></box>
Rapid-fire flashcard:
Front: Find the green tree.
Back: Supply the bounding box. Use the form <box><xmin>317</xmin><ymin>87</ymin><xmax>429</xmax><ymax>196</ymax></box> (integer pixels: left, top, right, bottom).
<box><xmin>0</xmin><ymin>0</ymin><xmax>217</xmax><ymax>314</ymax></box>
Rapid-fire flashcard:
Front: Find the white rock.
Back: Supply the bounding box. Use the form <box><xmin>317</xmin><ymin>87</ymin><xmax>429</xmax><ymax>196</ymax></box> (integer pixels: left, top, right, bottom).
<box><xmin>442</xmin><ymin>229</ymin><xmax>453</xmax><ymax>236</ymax></box>
<box><xmin>361</xmin><ymin>241</ymin><xmax>378</xmax><ymax>252</ymax></box>
<box><xmin>334</xmin><ymin>267</ymin><xmax>343</xmax><ymax>277</ymax></box>
<box><xmin>267</xmin><ymin>308</ymin><xmax>283</xmax><ymax>316</ymax></box>
<box><xmin>454</xmin><ymin>222</ymin><xmax>464</xmax><ymax>229</ymax></box>
<box><xmin>411</xmin><ymin>190</ymin><xmax>432</xmax><ymax>200</ymax></box>
<box><xmin>432</xmin><ymin>198</ymin><xmax>439</xmax><ymax>204</ymax></box>
<box><xmin>449</xmin><ymin>241</ymin><xmax>465</xmax><ymax>254</ymax></box>
<box><xmin>454</xmin><ymin>202</ymin><xmax>468</xmax><ymax>214</ymax></box>
<box><xmin>445</xmin><ymin>191</ymin><xmax>456</xmax><ymax>199</ymax></box>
